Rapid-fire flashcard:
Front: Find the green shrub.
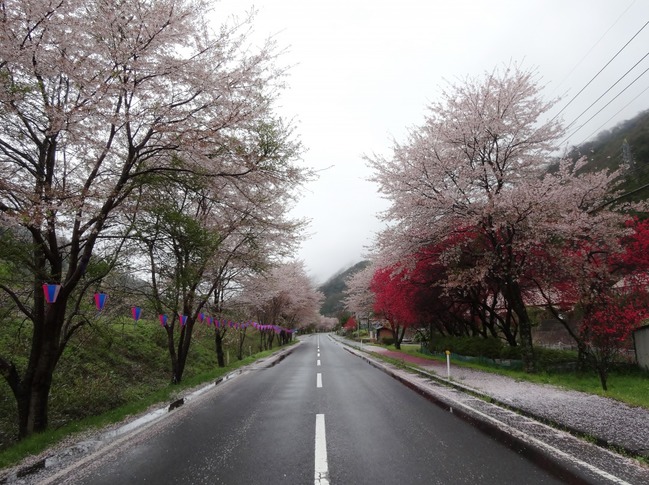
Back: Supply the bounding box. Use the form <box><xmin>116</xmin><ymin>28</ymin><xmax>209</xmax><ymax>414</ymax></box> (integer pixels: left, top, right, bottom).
<box><xmin>381</xmin><ymin>337</ymin><xmax>394</xmax><ymax>346</ymax></box>
<box><xmin>534</xmin><ymin>347</ymin><xmax>578</xmax><ymax>371</ymax></box>
<box><xmin>500</xmin><ymin>345</ymin><xmax>522</xmax><ymax>360</ymax></box>
<box><xmin>427</xmin><ymin>335</ymin><xmax>504</xmax><ymax>359</ymax></box>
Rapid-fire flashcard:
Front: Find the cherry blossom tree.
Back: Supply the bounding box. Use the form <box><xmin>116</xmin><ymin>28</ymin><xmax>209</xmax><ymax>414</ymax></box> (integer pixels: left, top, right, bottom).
<box><xmin>237</xmin><ymin>261</ymin><xmax>323</xmax><ymax>350</ymax></box>
<box><xmin>366</xmin><ymin>64</ymin><xmax>637</xmax><ymax>371</ymax></box>
<box><xmin>128</xmin><ymin>118</ymin><xmax>306</xmax><ymax>382</ymax></box>
<box><xmin>343</xmin><ymin>262</ymin><xmax>376</xmax><ymax>318</ymax></box>
<box><xmin>315</xmin><ymin>315</ymin><xmax>338</xmax><ymax>332</ymax></box>
<box><xmin>0</xmin><ymin>0</ymin><xmax>305</xmax><ymax>437</ymax></box>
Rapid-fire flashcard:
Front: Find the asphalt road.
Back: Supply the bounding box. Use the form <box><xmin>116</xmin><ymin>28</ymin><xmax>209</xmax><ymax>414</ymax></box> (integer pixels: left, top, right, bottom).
<box><xmin>55</xmin><ymin>335</ymin><xmax>576</xmax><ymax>484</ymax></box>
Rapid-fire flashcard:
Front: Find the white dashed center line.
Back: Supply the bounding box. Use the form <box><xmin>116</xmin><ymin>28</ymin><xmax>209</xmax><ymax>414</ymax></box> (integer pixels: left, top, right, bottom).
<box><xmin>316</xmin><ymin>373</ymin><xmax>323</xmax><ymax>388</ymax></box>
<box><xmin>314</xmin><ymin>414</ymin><xmax>329</xmax><ymax>485</ymax></box>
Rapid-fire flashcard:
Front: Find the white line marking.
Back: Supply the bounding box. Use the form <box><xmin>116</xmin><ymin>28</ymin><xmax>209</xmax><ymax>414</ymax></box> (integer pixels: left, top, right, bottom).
<box><xmin>317</xmin><ymin>352</ymin><xmax>320</xmax><ymax>358</ymax></box>
<box><xmin>316</xmin><ymin>373</ymin><xmax>323</xmax><ymax>388</ymax></box>
<box><xmin>317</xmin><ymin>359</ymin><xmax>321</xmax><ymax>366</ymax></box>
<box><xmin>315</xmin><ymin>414</ymin><xmax>329</xmax><ymax>485</ymax></box>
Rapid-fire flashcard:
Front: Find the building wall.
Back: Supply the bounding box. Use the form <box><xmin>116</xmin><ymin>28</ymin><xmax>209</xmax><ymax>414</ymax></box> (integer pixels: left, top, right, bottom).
<box><xmin>377</xmin><ymin>328</ymin><xmax>393</xmax><ymax>341</ymax></box>
<box><xmin>634</xmin><ymin>326</ymin><xmax>649</xmax><ymax>371</ymax></box>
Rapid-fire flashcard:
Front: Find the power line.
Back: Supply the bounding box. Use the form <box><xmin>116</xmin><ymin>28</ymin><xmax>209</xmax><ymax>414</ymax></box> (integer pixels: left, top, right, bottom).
<box><xmin>562</xmin><ymin>63</ymin><xmax>649</xmax><ymax>144</ymax></box>
<box><xmin>550</xmin><ymin>18</ymin><xmax>649</xmax><ymax>124</ymax></box>
<box><xmin>563</xmin><ymin>51</ymin><xmax>649</xmax><ymax>133</ymax></box>
<box><xmin>574</xmin><ymin>83</ymin><xmax>649</xmax><ymax>147</ymax></box>
<box><xmin>549</xmin><ymin>0</ymin><xmax>637</xmax><ymax>97</ymax></box>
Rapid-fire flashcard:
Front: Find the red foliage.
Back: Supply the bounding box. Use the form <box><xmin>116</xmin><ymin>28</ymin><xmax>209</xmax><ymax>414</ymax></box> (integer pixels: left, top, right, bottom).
<box><xmin>371</xmin><ymin>266</ymin><xmax>419</xmax><ymax>327</ymax></box>
<box><xmin>617</xmin><ymin>217</ymin><xmax>649</xmax><ymax>281</ymax></box>
<box><xmin>343</xmin><ymin>317</ymin><xmax>357</xmax><ymax>331</ymax></box>
<box><xmin>580</xmin><ymin>292</ymin><xmax>648</xmax><ymax>348</ymax></box>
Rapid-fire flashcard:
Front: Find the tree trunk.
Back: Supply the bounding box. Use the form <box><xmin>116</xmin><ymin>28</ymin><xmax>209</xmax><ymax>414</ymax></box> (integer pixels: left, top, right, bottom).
<box><xmin>390</xmin><ymin>322</ymin><xmax>402</xmax><ymax>349</ymax></box>
<box><xmin>174</xmin><ymin>321</ymin><xmax>194</xmax><ymax>383</ymax></box>
<box><xmin>505</xmin><ymin>278</ymin><xmax>535</xmax><ymax>372</ymax></box>
<box><xmin>14</xmin><ymin>366</ymin><xmax>55</xmax><ymax>438</ymax></box>
<box><xmin>236</xmin><ymin>328</ymin><xmax>247</xmax><ymax>360</ymax></box>
<box><xmin>6</xmin><ymin>312</ymin><xmax>68</xmax><ymax>433</ymax></box>
<box><xmin>597</xmin><ymin>363</ymin><xmax>608</xmax><ymax>391</ymax></box>
<box><xmin>13</xmin><ymin>293</ymin><xmax>68</xmax><ymax>438</ymax></box>
<box><xmin>18</xmin><ymin>374</ymin><xmax>53</xmax><ymax>438</ymax></box>
<box><xmin>214</xmin><ymin>330</ymin><xmax>225</xmax><ymax>367</ymax></box>
<box><xmin>427</xmin><ymin>321</ymin><xmax>435</xmax><ymax>353</ymax></box>
<box><xmin>165</xmin><ymin>325</ymin><xmax>179</xmax><ymax>383</ymax></box>
<box><xmin>395</xmin><ymin>326</ymin><xmax>406</xmax><ymax>350</ymax></box>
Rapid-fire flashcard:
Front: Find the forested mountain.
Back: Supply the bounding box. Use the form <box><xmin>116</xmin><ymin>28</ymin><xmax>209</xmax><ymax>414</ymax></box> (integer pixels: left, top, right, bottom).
<box><xmin>566</xmin><ymin>109</ymin><xmax>649</xmax><ymax>201</ymax></box>
<box><xmin>318</xmin><ymin>261</ymin><xmax>369</xmax><ymax>316</ymax></box>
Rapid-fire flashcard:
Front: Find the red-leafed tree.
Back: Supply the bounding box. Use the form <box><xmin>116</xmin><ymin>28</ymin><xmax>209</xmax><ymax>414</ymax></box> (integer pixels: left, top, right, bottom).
<box><xmin>528</xmin><ymin>217</ymin><xmax>649</xmax><ymax>389</ymax></box>
<box><xmin>580</xmin><ymin>291</ymin><xmax>647</xmax><ymax>390</ymax></box>
<box><xmin>343</xmin><ymin>316</ymin><xmax>357</xmax><ymax>333</ymax></box>
<box><xmin>370</xmin><ymin>266</ymin><xmax>421</xmax><ymax>349</ymax></box>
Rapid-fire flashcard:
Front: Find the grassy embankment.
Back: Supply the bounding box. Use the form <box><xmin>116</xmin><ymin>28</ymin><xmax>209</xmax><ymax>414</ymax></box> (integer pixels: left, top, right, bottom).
<box><xmin>381</xmin><ymin>343</ymin><xmax>649</xmax><ymax>410</ymax></box>
<box><xmin>0</xmin><ymin>319</ymin><xmax>293</xmax><ymax>469</ymax></box>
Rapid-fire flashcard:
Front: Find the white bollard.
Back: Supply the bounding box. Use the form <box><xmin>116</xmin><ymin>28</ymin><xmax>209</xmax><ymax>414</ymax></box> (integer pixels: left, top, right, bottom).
<box><xmin>446</xmin><ymin>350</ymin><xmax>451</xmax><ymax>379</ymax></box>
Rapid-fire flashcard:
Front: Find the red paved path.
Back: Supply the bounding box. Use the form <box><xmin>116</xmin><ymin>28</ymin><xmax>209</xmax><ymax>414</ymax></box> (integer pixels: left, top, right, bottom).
<box><xmin>364</xmin><ymin>346</ymin><xmax>443</xmax><ymax>369</ymax></box>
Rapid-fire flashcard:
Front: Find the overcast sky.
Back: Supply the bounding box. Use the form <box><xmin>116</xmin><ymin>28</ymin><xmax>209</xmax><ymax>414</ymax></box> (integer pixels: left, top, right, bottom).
<box><xmin>216</xmin><ymin>0</ymin><xmax>649</xmax><ymax>284</ymax></box>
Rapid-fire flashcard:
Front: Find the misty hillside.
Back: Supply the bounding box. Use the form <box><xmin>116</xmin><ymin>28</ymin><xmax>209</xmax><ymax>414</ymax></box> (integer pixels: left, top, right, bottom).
<box><xmin>318</xmin><ymin>261</ymin><xmax>369</xmax><ymax>317</ymax></box>
<box><xmin>567</xmin><ymin>108</ymin><xmax>649</xmax><ymax>201</ymax></box>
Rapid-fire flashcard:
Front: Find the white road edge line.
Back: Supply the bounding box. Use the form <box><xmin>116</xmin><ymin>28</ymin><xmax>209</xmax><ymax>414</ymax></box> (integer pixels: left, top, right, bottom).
<box><xmin>316</xmin><ymin>373</ymin><xmax>323</xmax><ymax>388</ymax></box>
<box><xmin>315</xmin><ymin>414</ymin><xmax>329</xmax><ymax>485</ymax></box>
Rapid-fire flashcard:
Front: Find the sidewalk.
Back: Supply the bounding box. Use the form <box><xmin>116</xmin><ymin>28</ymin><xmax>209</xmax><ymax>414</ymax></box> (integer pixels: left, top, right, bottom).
<box><xmin>369</xmin><ymin>344</ymin><xmax>649</xmax><ymax>454</ymax></box>
<box><xmin>335</xmin><ymin>336</ymin><xmax>649</xmax><ymax>484</ymax></box>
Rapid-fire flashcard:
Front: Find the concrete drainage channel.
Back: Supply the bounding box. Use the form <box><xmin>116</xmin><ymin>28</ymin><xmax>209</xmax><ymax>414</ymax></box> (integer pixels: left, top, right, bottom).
<box><xmin>1</xmin><ymin>343</ymin><xmax>300</xmax><ymax>484</ymax></box>
<box><xmin>333</xmin><ymin>336</ymin><xmax>649</xmax><ymax>485</ymax></box>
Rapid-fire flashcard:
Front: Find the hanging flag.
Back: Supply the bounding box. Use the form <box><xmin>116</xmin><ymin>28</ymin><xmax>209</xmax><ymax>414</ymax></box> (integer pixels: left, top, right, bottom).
<box><xmin>198</xmin><ymin>312</ymin><xmax>204</xmax><ymax>323</ymax></box>
<box><xmin>179</xmin><ymin>314</ymin><xmax>188</xmax><ymax>326</ymax></box>
<box><xmin>94</xmin><ymin>292</ymin><xmax>108</xmax><ymax>311</ymax></box>
<box><xmin>207</xmin><ymin>316</ymin><xmax>213</xmax><ymax>326</ymax></box>
<box><xmin>131</xmin><ymin>306</ymin><xmax>142</xmax><ymax>321</ymax></box>
<box><xmin>159</xmin><ymin>314</ymin><xmax>168</xmax><ymax>327</ymax></box>
<box><xmin>42</xmin><ymin>284</ymin><xmax>61</xmax><ymax>304</ymax></box>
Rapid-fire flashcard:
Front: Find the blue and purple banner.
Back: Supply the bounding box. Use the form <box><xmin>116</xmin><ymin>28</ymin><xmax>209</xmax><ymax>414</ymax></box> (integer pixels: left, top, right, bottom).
<box><xmin>42</xmin><ymin>284</ymin><xmax>61</xmax><ymax>304</ymax></box>
<box><xmin>94</xmin><ymin>292</ymin><xmax>108</xmax><ymax>311</ymax></box>
<box><xmin>131</xmin><ymin>306</ymin><xmax>142</xmax><ymax>321</ymax></box>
